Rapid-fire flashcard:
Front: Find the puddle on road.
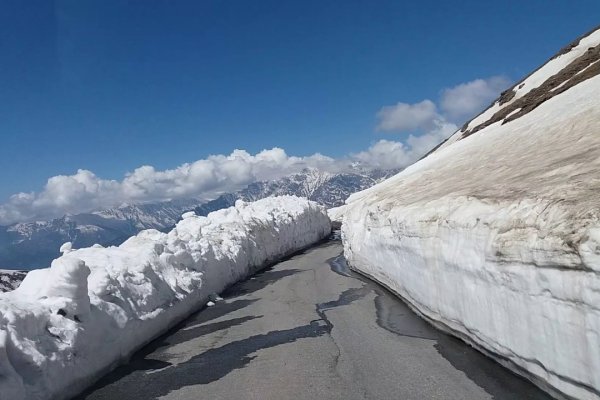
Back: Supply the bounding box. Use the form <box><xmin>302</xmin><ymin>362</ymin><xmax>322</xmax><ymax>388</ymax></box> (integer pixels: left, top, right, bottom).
<box><xmin>327</xmin><ymin>253</ymin><xmax>437</xmax><ymax>340</ymax></box>
<box><xmin>325</xmin><ymin>251</ymin><xmax>553</xmax><ymax>400</ymax></box>
<box><xmin>328</xmin><ymin>252</ymin><xmax>352</xmax><ymax>277</ymax></box>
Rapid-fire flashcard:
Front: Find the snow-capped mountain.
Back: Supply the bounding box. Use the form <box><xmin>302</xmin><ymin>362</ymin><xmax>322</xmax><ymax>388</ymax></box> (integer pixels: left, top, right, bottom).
<box><xmin>0</xmin><ymin>199</ymin><xmax>202</xmax><ymax>271</ymax></box>
<box><xmin>0</xmin><ymin>167</ymin><xmax>396</xmax><ymax>271</ymax></box>
<box><xmin>342</xmin><ymin>26</ymin><xmax>600</xmax><ymax>400</ymax></box>
<box><xmin>0</xmin><ymin>269</ymin><xmax>27</xmax><ymax>292</ymax></box>
<box><xmin>195</xmin><ymin>167</ymin><xmax>397</xmax><ymax>216</ymax></box>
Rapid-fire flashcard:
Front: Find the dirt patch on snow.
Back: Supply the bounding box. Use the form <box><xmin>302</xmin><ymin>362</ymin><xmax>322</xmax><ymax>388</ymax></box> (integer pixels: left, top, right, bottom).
<box><xmin>550</xmin><ymin>25</ymin><xmax>600</xmax><ymax>60</ymax></box>
<box><xmin>421</xmin><ymin>26</ymin><xmax>600</xmax><ymax>161</ymax></box>
<box><xmin>461</xmin><ymin>44</ymin><xmax>600</xmax><ymax>138</ymax></box>
<box><xmin>497</xmin><ymin>88</ymin><xmax>516</xmax><ymax>105</ymax></box>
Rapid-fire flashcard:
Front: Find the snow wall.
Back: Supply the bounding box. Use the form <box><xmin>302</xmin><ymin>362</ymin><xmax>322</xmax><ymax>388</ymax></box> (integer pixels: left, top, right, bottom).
<box><xmin>0</xmin><ymin>196</ymin><xmax>331</xmax><ymax>400</ymax></box>
<box><xmin>341</xmin><ymin>69</ymin><xmax>600</xmax><ymax>398</ymax></box>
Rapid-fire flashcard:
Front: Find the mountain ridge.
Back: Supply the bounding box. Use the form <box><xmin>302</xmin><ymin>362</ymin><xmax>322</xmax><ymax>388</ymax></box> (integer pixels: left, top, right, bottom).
<box><xmin>0</xmin><ymin>167</ymin><xmax>397</xmax><ymax>271</ymax></box>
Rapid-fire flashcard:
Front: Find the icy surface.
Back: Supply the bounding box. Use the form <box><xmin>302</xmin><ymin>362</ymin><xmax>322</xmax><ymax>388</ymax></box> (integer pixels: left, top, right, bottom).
<box><xmin>0</xmin><ymin>196</ymin><xmax>330</xmax><ymax>400</ymax></box>
<box><xmin>342</xmin><ymin>62</ymin><xmax>600</xmax><ymax>400</ymax></box>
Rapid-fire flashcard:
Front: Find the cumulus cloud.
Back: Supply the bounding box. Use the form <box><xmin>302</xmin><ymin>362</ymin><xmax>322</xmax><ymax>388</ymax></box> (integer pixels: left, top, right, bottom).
<box><xmin>376</xmin><ymin>75</ymin><xmax>511</xmax><ymax>134</ymax></box>
<box><xmin>376</xmin><ymin>100</ymin><xmax>439</xmax><ymax>132</ymax></box>
<box><xmin>405</xmin><ymin>120</ymin><xmax>458</xmax><ymax>156</ymax></box>
<box><xmin>440</xmin><ymin>76</ymin><xmax>511</xmax><ymax>121</ymax></box>
<box><xmin>0</xmin><ymin>148</ymin><xmax>346</xmax><ymax>225</ymax></box>
<box><xmin>368</xmin><ymin>75</ymin><xmax>509</xmax><ymax>170</ymax></box>
<box><xmin>354</xmin><ymin>120</ymin><xmax>457</xmax><ymax>169</ymax></box>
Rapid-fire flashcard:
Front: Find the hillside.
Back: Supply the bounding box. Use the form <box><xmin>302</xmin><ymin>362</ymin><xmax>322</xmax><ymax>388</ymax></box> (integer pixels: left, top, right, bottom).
<box><xmin>341</xmin><ymin>27</ymin><xmax>600</xmax><ymax>400</ymax></box>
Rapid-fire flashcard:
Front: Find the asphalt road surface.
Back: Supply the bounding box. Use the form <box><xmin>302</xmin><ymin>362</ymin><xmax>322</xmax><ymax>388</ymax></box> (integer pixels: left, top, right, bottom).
<box><xmin>76</xmin><ymin>236</ymin><xmax>553</xmax><ymax>400</ymax></box>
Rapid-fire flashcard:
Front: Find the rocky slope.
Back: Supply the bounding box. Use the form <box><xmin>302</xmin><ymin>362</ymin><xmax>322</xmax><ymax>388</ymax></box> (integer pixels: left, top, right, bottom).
<box><xmin>342</xmin><ymin>26</ymin><xmax>600</xmax><ymax>400</ymax></box>
<box><xmin>195</xmin><ymin>167</ymin><xmax>396</xmax><ymax>216</ymax></box>
<box><xmin>0</xmin><ymin>269</ymin><xmax>26</xmax><ymax>292</ymax></box>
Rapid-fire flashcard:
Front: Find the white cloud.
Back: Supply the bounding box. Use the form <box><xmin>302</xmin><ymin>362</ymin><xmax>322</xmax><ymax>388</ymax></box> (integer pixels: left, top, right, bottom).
<box><xmin>405</xmin><ymin>120</ymin><xmax>458</xmax><ymax>156</ymax></box>
<box><xmin>367</xmin><ymin>75</ymin><xmax>509</xmax><ymax>169</ymax></box>
<box><xmin>0</xmin><ymin>132</ymin><xmax>455</xmax><ymax>225</ymax></box>
<box><xmin>352</xmin><ymin>140</ymin><xmax>409</xmax><ymax>170</ymax></box>
<box><xmin>376</xmin><ymin>76</ymin><xmax>511</xmax><ymax>135</ymax></box>
<box><xmin>440</xmin><ymin>76</ymin><xmax>511</xmax><ymax>121</ymax></box>
<box><xmin>376</xmin><ymin>100</ymin><xmax>439</xmax><ymax>132</ymax></box>
<box><xmin>354</xmin><ymin>120</ymin><xmax>457</xmax><ymax>169</ymax></box>
<box><xmin>0</xmin><ymin>148</ymin><xmax>349</xmax><ymax>225</ymax></box>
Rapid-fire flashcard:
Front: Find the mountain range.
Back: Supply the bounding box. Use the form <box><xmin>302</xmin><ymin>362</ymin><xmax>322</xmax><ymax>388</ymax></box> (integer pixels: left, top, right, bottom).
<box><xmin>0</xmin><ymin>167</ymin><xmax>397</xmax><ymax>271</ymax></box>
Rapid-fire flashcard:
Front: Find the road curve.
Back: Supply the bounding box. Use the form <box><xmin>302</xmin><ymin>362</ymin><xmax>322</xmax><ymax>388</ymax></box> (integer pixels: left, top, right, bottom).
<box><xmin>75</xmin><ymin>236</ymin><xmax>553</xmax><ymax>400</ymax></box>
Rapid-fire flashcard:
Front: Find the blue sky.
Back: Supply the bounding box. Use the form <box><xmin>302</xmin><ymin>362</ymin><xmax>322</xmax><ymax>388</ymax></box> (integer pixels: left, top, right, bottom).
<box><xmin>1</xmin><ymin>0</ymin><xmax>599</xmax><ymax>223</ymax></box>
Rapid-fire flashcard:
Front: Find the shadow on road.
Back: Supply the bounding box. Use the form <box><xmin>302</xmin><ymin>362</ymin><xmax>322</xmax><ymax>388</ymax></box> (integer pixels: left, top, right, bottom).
<box><xmin>76</xmin><ymin>319</ymin><xmax>330</xmax><ymax>400</ymax></box>
<box><xmin>222</xmin><ymin>268</ymin><xmax>303</xmax><ymax>297</ymax></box>
<box><xmin>74</xmin><ymin>314</ymin><xmax>260</xmax><ymax>399</ymax></box>
<box><xmin>76</xmin><ymin>239</ymin><xmax>552</xmax><ymax>400</ymax></box>
<box><xmin>76</xmin><ymin>255</ymin><xmax>316</xmax><ymax>399</ymax></box>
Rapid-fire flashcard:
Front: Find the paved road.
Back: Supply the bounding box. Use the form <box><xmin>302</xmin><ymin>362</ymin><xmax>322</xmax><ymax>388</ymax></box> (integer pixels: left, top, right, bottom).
<box><xmin>76</xmin><ymin>237</ymin><xmax>552</xmax><ymax>400</ymax></box>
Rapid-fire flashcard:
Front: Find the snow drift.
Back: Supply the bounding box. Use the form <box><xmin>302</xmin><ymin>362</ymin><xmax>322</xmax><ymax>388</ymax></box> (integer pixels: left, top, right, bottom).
<box><xmin>0</xmin><ymin>196</ymin><xmax>330</xmax><ymax>400</ymax></box>
<box><xmin>342</xmin><ymin>27</ymin><xmax>600</xmax><ymax>400</ymax></box>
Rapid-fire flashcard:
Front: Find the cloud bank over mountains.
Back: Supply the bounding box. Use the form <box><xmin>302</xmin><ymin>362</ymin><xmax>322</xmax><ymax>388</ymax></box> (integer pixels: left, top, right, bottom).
<box><xmin>0</xmin><ymin>144</ymin><xmax>421</xmax><ymax>225</ymax></box>
<box><xmin>0</xmin><ymin>75</ymin><xmax>510</xmax><ymax>225</ymax></box>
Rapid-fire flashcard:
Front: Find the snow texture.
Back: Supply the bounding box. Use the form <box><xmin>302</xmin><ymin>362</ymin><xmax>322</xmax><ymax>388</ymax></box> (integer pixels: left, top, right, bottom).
<box><xmin>0</xmin><ymin>196</ymin><xmax>330</xmax><ymax>400</ymax></box>
<box><xmin>342</xmin><ymin>29</ymin><xmax>600</xmax><ymax>400</ymax></box>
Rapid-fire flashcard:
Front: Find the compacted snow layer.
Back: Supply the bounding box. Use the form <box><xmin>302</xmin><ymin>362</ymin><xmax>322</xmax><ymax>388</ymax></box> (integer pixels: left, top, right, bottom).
<box><xmin>0</xmin><ymin>196</ymin><xmax>330</xmax><ymax>400</ymax></box>
<box><xmin>342</xmin><ymin>69</ymin><xmax>600</xmax><ymax>400</ymax></box>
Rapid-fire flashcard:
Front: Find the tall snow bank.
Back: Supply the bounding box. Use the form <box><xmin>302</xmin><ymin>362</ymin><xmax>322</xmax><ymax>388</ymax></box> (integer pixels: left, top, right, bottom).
<box><xmin>0</xmin><ymin>196</ymin><xmax>330</xmax><ymax>400</ymax></box>
<box><xmin>342</xmin><ymin>72</ymin><xmax>600</xmax><ymax>398</ymax></box>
